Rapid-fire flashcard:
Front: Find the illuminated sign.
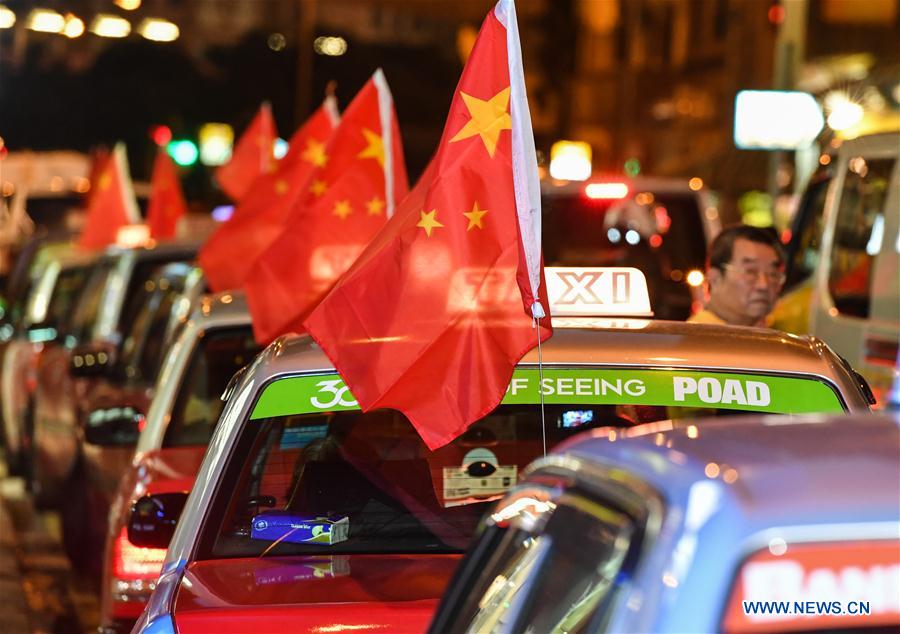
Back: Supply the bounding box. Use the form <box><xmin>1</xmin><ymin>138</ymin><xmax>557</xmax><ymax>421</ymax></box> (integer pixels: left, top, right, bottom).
<box><xmin>734</xmin><ymin>91</ymin><xmax>824</xmax><ymax>150</ymax></box>
<box><xmin>545</xmin><ymin>267</ymin><xmax>653</xmax><ymax>317</ymax></box>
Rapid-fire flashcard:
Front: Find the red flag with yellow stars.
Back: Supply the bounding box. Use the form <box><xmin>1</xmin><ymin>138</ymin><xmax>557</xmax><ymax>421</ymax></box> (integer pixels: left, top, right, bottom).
<box><xmin>199</xmin><ymin>98</ymin><xmax>340</xmax><ymax>292</ymax></box>
<box><xmin>303</xmin><ymin>0</ymin><xmax>551</xmax><ymax>450</ymax></box>
<box><xmin>146</xmin><ymin>146</ymin><xmax>188</xmax><ymax>240</ymax></box>
<box><xmin>215</xmin><ymin>102</ymin><xmax>277</xmax><ymax>202</ymax></box>
<box><xmin>244</xmin><ymin>70</ymin><xmax>408</xmax><ymax>344</ymax></box>
<box><xmin>78</xmin><ymin>142</ymin><xmax>141</xmax><ymax>251</ymax></box>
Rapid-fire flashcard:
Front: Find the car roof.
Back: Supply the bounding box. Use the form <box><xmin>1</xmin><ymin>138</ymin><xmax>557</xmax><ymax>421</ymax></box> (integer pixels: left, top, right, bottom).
<box><xmin>523</xmin><ymin>413</ymin><xmax>899</xmax><ymax>632</ymax></box>
<box><xmin>253</xmin><ymin>320</ymin><xmax>862</xmax><ymax>404</ymax></box>
<box><xmin>102</xmin><ymin>239</ymin><xmax>199</xmax><ymax>262</ymax></box>
<box><xmin>558</xmin><ymin>412</ymin><xmax>900</xmax><ymax>526</ymax></box>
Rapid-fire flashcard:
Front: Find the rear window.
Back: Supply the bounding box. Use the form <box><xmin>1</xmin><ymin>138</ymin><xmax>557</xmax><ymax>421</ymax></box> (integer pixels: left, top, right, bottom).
<box><xmin>827</xmin><ymin>157</ymin><xmax>896</xmax><ymax>319</ymax></box>
<box><xmin>163</xmin><ymin>326</ymin><xmax>261</xmax><ymax>448</ymax></box>
<box><xmin>542</xmin><ymin>190</ymin><xmax>706</xmax><ymax>320</ymax></box>
<box><xmin>200</xmin><ymin>367</ymin><xmax>843</xmax><ymax>561</ymax></box>
<box><xmin>722</xmin><ymin>540</ymin><xmax>900</xmax><ymax>633</ymax></box>
<box><xmin>68</xmin><ymin>258</ymin><xmax>116</xmax><ymax>342</ymax></box>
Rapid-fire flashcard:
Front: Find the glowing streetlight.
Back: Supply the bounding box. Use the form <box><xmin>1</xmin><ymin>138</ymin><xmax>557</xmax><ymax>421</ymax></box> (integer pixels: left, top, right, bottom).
<box><xmin>825</xmin><ymin>92</ymin><xmax>864</xmax><ymax>132</ymax></box>
<box><xmin>63</xmin><ymin>14</ymin><xmax>85</xmax><ymax>38</ymax></box>
<box><xmin>26</xmin><ymin>8</ymin><xmax>65</xmax><ymax>33</ymax></box>
<box><xmin>314</xmin><ymin>36</ymin><xmax>348</xmax><ymax>56</ymax></box>
<box><xmin>138</xmin><ymin>18</ymin><xmax>179</xmax><ymax>42</ymax></box>
<box><xmin>549</xmin><ymin>140</ymin><xmax>592</xmax><ymax>181</ymax></box>
<box><xmin>90</xmin><ymin>14</ymin><xmax>131</xmax><ymax>38</ymax></box>
<box><xmin>0</xmin><ymin>5</ymin><xmax>15</xmax><ymax>29</ymax></box>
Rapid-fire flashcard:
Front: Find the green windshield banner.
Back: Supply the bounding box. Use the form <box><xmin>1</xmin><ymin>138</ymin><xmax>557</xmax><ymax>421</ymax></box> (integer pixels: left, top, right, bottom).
<box><xmin>250</xmin><ymin>367</ymin><xmax>845</xmax><ymax>420</ymax></box>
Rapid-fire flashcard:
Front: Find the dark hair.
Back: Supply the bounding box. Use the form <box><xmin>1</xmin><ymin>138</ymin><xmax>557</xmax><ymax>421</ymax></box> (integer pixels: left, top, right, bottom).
<box><xmin>708</xmin><ymin>225</ymin><xmax>784</xmax><ymax>270</ymax></box>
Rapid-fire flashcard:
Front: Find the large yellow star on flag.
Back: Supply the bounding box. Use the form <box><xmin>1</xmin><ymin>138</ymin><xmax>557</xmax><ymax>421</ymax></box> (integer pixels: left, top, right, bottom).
<box><xmin>416</xmin><ymin>209</ymin><xmax>443</xmax><ymax>237</ymax></box>
<box><xmin>449</xmin><ymin>87</ymin><xmax>511</xmax><ymax>158</ymax></box>
<box><xmin>310</xmin><ymin>179</ymin><xmax>327</xmax><ymax>197</ymax></box>
<box><xmin>358</xmin><ymin>128</ymin><xmax>385</xmax><ymax>167</ymax></box>
<box><xmin>301</xmin><ymin>139</ymin><xmax>328</xmax><ymax>167</ymax></box>
<box><xmin>463</xmin><ymin>201</ymin><xmax>488</xmax><ymax>230</ymax></box>
<box><xmin>333</xmin><ymin>200</ymin><xmax>352</xmax><ymax>220</ymax></box>
<box><xmin>366</xmin><ymin>197</ymin><xmax>385</xmax><ymax>216</ymax></box>
<box><xmin>98</xmin><ymin>171</ymin><xmax>112</xmax><ymax>190</ymax></box>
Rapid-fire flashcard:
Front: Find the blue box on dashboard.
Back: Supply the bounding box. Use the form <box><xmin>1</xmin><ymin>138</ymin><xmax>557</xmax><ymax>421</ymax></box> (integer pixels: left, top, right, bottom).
<box><xmin>251</xmin><ymin>511</ymin><xmax>349</xmax><ymax>545</ymax></box>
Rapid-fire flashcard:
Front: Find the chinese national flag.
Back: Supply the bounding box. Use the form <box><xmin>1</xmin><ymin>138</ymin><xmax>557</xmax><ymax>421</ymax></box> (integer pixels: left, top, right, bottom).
<box><xmin>215</xmin><ymin>102</ymin><xmax>277</xmax><ymax>202</ymax></box>
<box><xmin>78</xmin><ymin>143</ymin><xmax>141</xmax><ymax>251</ymax></box>
<box><xmin>199</xmin><ymin>98</ymin><xmax>340</xmax><ymax>292</ymax></box>
<box><xmin>245</xmin><ymin>70</ymin><xmax>409</xmax><ymax>344</ymax></box>
<box><xmin>303</xmin><ymin>0</ymin><xmax>551</xmax><ymax>450</ymax></box>
<box><xmin>146</xmin><ymin>146</ymin><xmax>188</xmax><ymax>240</ymax></box>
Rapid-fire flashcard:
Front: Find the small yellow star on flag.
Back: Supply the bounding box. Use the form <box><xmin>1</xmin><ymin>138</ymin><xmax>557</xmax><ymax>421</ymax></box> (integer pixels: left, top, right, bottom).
<box><xmin>463</xmin><ymin>201</ymin><xmax>488</xmax><ymax>230</ymax></box>
<box><xmin>98</xmin><ymin>172</ymin><xmax>112</xmax><ymax>190</ymax></box>
<box><xmin>333</xmin><ymin>200</ymin><xmax>352</xmax><ymax>219</ymax></box>
<box><xmin>310</xmin><ymin>179</ymin><xmax>327</xmax><ymax>197</ymax></box>
<box><xmin>275</xmin><ymin>179</ymin><xmax>289</xmax><ymax>194</ymax></box>
<box><xmin>301</xmin><ymin>139</ymin><xmax>328</xmax><ymax>167</ymax></box>
<box><xmin>449</xmin><ymin>87</ymin><xmax>511</xmax><ymax>158</ymax></box>
<box><xmin>416</xmin><ymin>210</ymin><xmax>443</xmax><ymax>237</ymax></box>
<box><xmin>366</xmin><ymin>197</ymin><xmax>385</xmax><ymax>216</ymax></box>
<box><xmin>357</xmin><ymin>128</ymin><xmax>385</xmax><ymax>167</ymax></box>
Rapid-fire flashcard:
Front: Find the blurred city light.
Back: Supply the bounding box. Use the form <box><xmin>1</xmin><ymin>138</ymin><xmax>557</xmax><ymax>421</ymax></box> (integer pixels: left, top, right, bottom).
<box><xmin>0</xmin><ymin>5</ymin><xmax>15</xmax><ymax>29</ymax></box>
<box><xmin>150</xmin><ymin>125</ymin><xmax>172</xmax><ymax>147</ymax></box>
<box><xmin>90</xmin><ymin>14</ymin><xmax>131</xmax><ymax>38</ymax></box>
<box><xmin>549</xmin><ymin>140</ymin><xmax>592</xmax><ymax>181</ymax></box>
<box><xmin>167</xmin><ymin>140</ymin><xmax>199</xmax><ymax>167</ymax></box>
<box><xmin>624</xmin><ymin>157</ymin><xmax>641</xmax><ymax>177</ymax></box>
<box><xmin>274</xmin><ymin>138</ymin><xmax>289</xmax><ymax>159</ymax></box>
<box><xmin>138</xmin><ymin>18</ymin><xmax>179</xmax><ymax>42</ymax></box>
<box><xmin>268</xmin><ymin>33</ymin><xmax>287</xmax><ymax>51</ymax></box>
<box><xmin>686</xmin><ymin>270</ymin><xmax>705</xmax><ymax>287</ymax></box>
<box><xmin>585</xmin><ymin>182</ymin><xmax>628</xmax><ymax>200</ymax></box>
<box><xmin>314</xmin><ymin>36</ymin><xmax>348</xmax><ymax>56</ymax></box>
<box><xmin>62</xmin><ymin>14</ymin><xmax>84</xmax><ymax>39</ymax></box>
<box><xmin>114</xmin><ymin>0</ymin><xmax>141</xmax><ymax>10</ymax></box>
<box><xmin>688</xmin><ymin>177</ymin><xmax>703</xmax><ymax>191</ymax></box>
<box><xmin>199</xmin><ymin>124</ymin><xmax>233</xmax><ymax>166</ymax></box>
<box><xmin>116</xmin><ymin>224</ymin><xmax>151</xmax><ymax>248</ymax></box>
<box><xmin>26</xmin><ymin>8</ymin><xmax>65</xmax><ymax>34</ymax></box>
<box><xmin>824</xmin><ymin>91</ymin><xmax>864</xmax><ymax>131</ymax></box>
<box><xmin>733</xmin><ymin>90</ymin><xmax>823</xmax><ymax>150</ymax></box>
<box><xmin>211</xmin><ymin>205</ymin><xmax>235</xmax><ymax>222</ymax></box>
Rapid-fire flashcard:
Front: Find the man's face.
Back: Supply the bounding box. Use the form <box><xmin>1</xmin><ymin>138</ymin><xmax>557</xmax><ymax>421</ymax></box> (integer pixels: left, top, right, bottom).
<box><xmin>708</xmin><ymin>238</ymin><xmax>784</xmax><ymax>323</ymax></box>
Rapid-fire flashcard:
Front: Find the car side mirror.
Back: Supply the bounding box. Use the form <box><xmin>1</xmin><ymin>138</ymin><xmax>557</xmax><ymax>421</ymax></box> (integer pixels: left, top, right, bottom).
<box><xmin>84</xmin><ymin>406</ymin><xmax>143</xmax><ymax>446</ymax></box>
<box><xmin>128</xmin><ymin>492</ymin><xmax>188</xmax><ymax>550</ymax></box>
<box><xmin>70</xmin><ymin>342</ymin><xmax>116</xmax><ymax>377</ymax></box>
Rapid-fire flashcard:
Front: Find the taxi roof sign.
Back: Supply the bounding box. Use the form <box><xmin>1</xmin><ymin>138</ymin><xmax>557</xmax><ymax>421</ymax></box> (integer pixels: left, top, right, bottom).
<box><xmin>545</xmin><ymin>267</ymin><xmax>653</xmax><ymax>317</ymax></box>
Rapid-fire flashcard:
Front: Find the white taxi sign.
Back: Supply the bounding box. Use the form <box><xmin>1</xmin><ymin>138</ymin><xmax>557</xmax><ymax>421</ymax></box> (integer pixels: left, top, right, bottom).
<box><xmin>545</xmin><ymin>267</ymin><xmax>653</xmax><ymax>317</ymax></box>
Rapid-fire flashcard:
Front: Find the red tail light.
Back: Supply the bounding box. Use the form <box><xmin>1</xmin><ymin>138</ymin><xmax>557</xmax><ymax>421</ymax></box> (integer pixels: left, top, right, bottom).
<box><xmin>113</xmin><ymin>527</ymin><xmax>166</xmax><ymax>580</ymax></box>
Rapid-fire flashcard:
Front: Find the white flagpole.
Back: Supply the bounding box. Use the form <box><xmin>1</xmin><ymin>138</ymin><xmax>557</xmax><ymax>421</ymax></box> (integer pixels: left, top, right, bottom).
<box><xmin>372</xmin><ymin>68</ymin><xmax>396</xmax><ymax>219</ymax></box>
<box><xmin>495</xmin><ymin>0</ymin><xmax>545</xmax><ymax>319</ymax></box>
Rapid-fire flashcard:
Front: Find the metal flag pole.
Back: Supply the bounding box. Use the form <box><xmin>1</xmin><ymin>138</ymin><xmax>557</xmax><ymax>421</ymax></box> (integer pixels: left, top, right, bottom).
<box><xmin>533</xmin><ymin>303</ymin><xmax>547</xmax><ymax>457</ymax></box>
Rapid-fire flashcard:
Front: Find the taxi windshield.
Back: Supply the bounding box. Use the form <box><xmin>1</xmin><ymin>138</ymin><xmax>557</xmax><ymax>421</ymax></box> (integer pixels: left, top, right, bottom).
<box><xmin>204</xmin><ymin>398</ymin><xmax>771</xmax><ymax>560</ymax></box>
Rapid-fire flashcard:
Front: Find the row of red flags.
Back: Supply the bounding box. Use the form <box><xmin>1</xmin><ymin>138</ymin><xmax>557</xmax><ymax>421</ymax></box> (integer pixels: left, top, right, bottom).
<box><xmin>79</xmin><ymin>0</ymin><xmax>551</xmax><ymax>449</ymax></box>
<box><xmin>78</xmin><ymin>142</ymin><xmax>187</xmax><ymax>249</ymax></box>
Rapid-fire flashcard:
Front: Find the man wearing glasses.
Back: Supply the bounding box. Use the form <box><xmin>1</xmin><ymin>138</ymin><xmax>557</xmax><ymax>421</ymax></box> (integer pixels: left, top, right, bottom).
<box><xmin>690</xmin><ymin>225</ymin><xmax>786</xmax><ymax>327</ymax></box>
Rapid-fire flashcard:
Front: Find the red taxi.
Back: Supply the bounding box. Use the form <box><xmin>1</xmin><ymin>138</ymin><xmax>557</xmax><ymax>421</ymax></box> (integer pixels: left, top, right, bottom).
<box><xmin>100</xmin><ymin>292</ymin><xmax>257</xmax><ymax>633</ymax></box>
